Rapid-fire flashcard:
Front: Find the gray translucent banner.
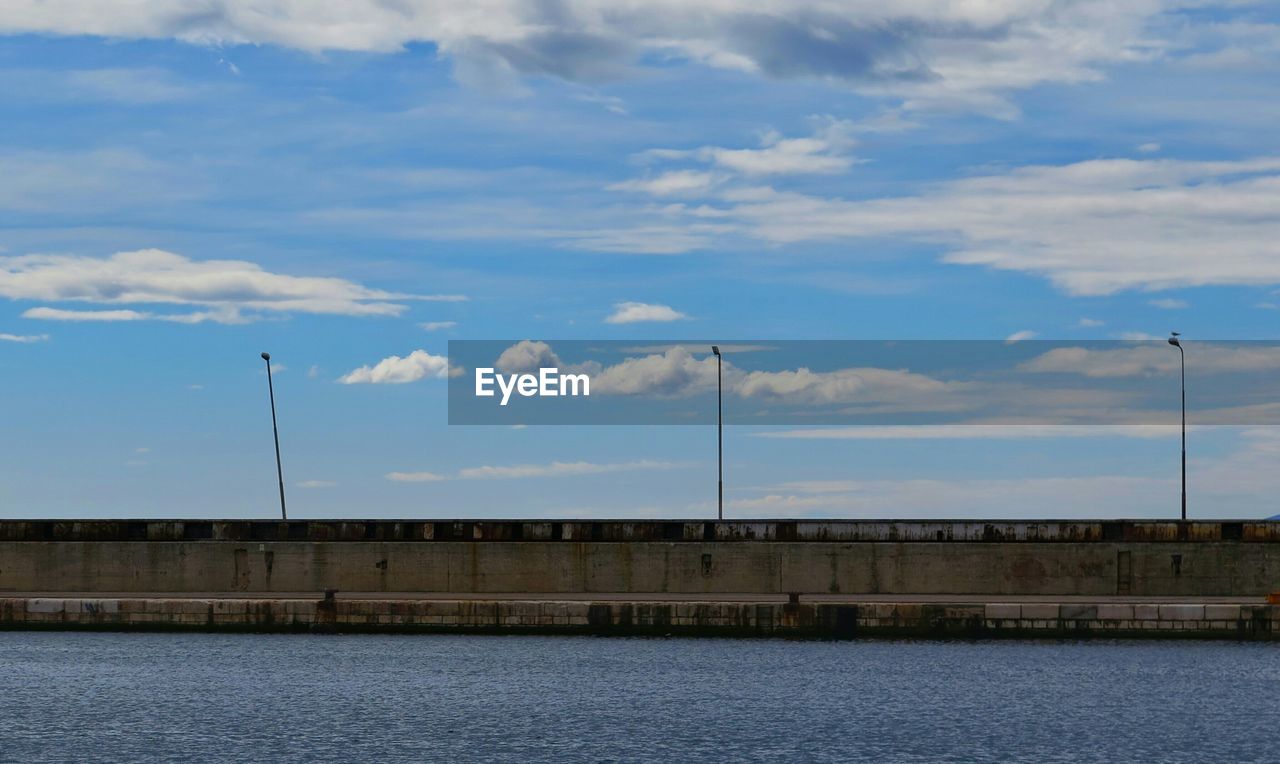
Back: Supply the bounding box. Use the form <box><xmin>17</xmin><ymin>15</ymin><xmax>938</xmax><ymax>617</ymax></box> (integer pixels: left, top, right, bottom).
<box><xmin>447</xmin><ymin>340</ymin><xmax>1280</xmax><ymax>425</ymax></box>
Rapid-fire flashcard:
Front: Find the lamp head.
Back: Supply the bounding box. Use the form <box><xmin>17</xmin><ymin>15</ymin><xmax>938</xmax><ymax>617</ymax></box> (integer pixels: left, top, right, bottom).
<box><xmin>1168</xmin><ymin>332</ymin><xmax>1181</xmax><ymax>348</ymax></box>
<box><xmin>711</xmin><ymin>345</ymin><xmax>720</xmax><ymax>356</ymax></box>
<box><xmin>261</xmin><ymin>352</ymin><xmax>271</xmax><ymax>361</ymax></box>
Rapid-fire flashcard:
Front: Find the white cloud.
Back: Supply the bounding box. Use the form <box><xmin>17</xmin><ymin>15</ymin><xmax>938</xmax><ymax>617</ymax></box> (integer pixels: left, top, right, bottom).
<box><xmin>3</xmin><ymin>248</ymin><xmax>450</xmax><ymax>322</ymax></box>
<box><xmin>605</xmin><ymin>301</ymin><xmax>689</xmax><ymax>324</ymax></box>
<box><xmin>0</xmin><ymin>331</ymin><xmax>48</xmax><ymax>343</ymax></box>
<box><xmin>0</xmin><ymin>148</ymin><xmax>196</xmax><ymax>214</ymax></box>
<box><xmin>734</xmin><ymin>426</ymin><xmax>1280</xmax><ymax>518</ymax></box>
<box><xmin>695</xmin><ymin>157</ymin><xmax>1280</xmax><ymax>295</ymax></box>
<box><xmin>757</xmin><ymin>424</ymin><xmax>1181</xmax><ymax>440</ymax></box>
<box><xmin>1005</xmin><ymin>330</ymin><xmax>1038</xmax><ymax>343</ymax></box>
<box><xmin>1138</xmin><ymin>142</ymin><xmax>1162</xmax><ymax>153</ymax></box>
<box><xmin>457</xmin><ymin>460</ymin><xmax>681</xmax><ymax>480</ymax></box>
<box><xmin>699</xmin><ymin>121</ymin><xmax>858</xmax><ymax>176</ymax></box>
<box><xmin>386</xmin><ymin>471</ymin><xmax>448</xmax><ymax>482</ymax></box>
<box><xmin>22</xmin><ymin>306</ymin><xmax>240</xmax><ymax>323</ymax></box>
<box><xmin>0</xmin><ymin>1</ymin><xmax>1179</xmax><ymax>113</ymax></box>
<box><xmin>338</xmin><ymin>349</ymin><xmax>450</xmax><ymax>384</ymax></box>
<box><xmin>62</xmin><ymin>67</ymin><xmax>193</xmax><ymax>103</ymax></box>
<box><xmin>609</xmin><ymin>170</ymin><xmax>717</xmax><ymax>197</ymax></box>
<box><xmin>1149</xmin><ymin>298</ymin><xmax>1188</xmax><ymax>309</ymax></box>
<box><xmin>386</xmin><ymin>460</ymin><xmax>682</xmax><ymax>482</ymax></box>
<box><xmin>616</xmin><ymin>121</ymin><xmax>859</xmax><ymax>199</ymax></box>
<box><xmin>297</xmin><ymin>480</ymin><xmax>336</xmax><ymax>488</ymax></box>
<box><xmin>420</xmin><ymin>321</ymin><xmax>458</xmax><ymax>331</ymax></box>
<box><xmin>727</xmin><ymin>476</ymin><xmax>1169</xmax><ymax>518</ymax></box>
<box><xmin>1078</xmin><ymin>318</ymin><xmax>1105</xmax><ymax>328</ymax></box>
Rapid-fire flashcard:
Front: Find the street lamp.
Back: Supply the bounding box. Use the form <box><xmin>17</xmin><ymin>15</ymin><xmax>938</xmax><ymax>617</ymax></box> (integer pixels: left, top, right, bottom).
<box><xmin>711</xmin><ymin>345</ymin><xmax>722</xmax><ymax>521</ymax></box>
<box><xmin>1167</xmin><ymin>333</ymin><xmax>1185</xmax><ymax>521</ymax></box>
<box><xmin>261</xmin><ymin>352</ymin><xmax>288</xmax><ymax>521</ymax></box>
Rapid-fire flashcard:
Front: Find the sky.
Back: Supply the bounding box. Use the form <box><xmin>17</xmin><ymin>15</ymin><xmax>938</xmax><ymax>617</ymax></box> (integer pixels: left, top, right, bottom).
<box><xmin>1</xmin><ymin>0</ymin><xmax>1279</xmax><ymax>520</ymax></box>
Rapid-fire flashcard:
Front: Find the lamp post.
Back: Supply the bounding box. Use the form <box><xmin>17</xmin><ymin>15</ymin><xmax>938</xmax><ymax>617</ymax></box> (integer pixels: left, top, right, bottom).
<box><xmin>711</xmin><ymin>345</ymin><xmax>722</xmax><ymax>521</ymax></box>
<box><xmin>261</xmin><ymin>352</ymin><xmax>287</xmax><ymax>520</ymax></box>
<box><xmin>1167</xmin><ymin>333</ymin><xmax>1185</xmax><ymax>521</ymax></box>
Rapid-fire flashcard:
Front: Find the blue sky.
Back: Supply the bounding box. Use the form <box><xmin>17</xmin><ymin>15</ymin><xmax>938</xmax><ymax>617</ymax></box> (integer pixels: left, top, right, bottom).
<box><xmin>1</xmin><ymin>1</ymin><xmax>1279</xmax><ymax>519</ymax></box>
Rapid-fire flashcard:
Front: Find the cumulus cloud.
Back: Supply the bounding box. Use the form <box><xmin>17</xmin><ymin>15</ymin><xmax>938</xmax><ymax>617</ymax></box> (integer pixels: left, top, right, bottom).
<box><xmin>1078</xmin><ymin>318</ymin><xmax>1105</xmax><ymax>328</ymax></box>
<box><xmin>2</xmin><ymin>248</ymin><xmax>455</xmax><ymax>323</ymax></box>
<box><xmin>338</xmin><ymin>350</ymin><xmax>451</xmax><ymax>384</ymax></box>
<box><xmin>0</xmin><ymin>331</ymin><xmax>48</xmax><ymax>342</ymax></box>
<box><xmin>0</xmin><ymin>0</ymin><xmax>1188</xmax><ymax>113</ymax></box>
<box><xmin>420</xmin><ymin>321</ymin><xmax>457</xmax><ymax>331</ymax></box>
<box><xmin>590</xmin><ymin>346</ymin><xmax>718</xmax><ymax>396</ymax></box>
<box><xmin>604</xmin><ymin>301</ymin><xmax>689</xmax><ymax>324</ymax></box>
<box><xmin>495</xmin><ymin>340</ymin><xmax>566</xmax><ymax>374</ymax></box>
<box><xmin>1020</xmin><ymin>344</ymin><xmax>1280</xmax><ymax>378</ymax></box>
<box><xmin>735</xmin><ymin>366</ymin><xmax>953</xmax><ymax>406</ymax></box>
<box><xmin>1005</xmin><ymin>330</ymin><xmax>1038</xmax><ymax>343</ymax></box>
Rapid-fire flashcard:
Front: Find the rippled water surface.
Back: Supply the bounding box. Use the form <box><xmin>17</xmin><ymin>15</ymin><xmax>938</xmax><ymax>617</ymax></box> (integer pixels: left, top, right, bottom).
<box><xmin>1</xmin><ymin>632</ymin><xmax>1276</xmax><ymax>762</ymax></box>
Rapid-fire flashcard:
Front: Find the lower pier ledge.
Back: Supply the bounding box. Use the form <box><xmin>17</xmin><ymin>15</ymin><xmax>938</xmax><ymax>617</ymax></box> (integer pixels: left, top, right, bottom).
<box><xmin>2</xmin><ymin>596</ymin><xmax>1276</xmax><ymax>640</ymax></box>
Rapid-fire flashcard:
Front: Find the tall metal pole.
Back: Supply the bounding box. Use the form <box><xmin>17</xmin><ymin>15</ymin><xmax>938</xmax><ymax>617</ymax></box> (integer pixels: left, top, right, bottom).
<box><xmin>712</xmin><ymin>345</ymin><xmax>723</xmax><ymax>520</ymax></box>
<box><xmin>1179</xmin><ymin>344</ymin><xmax>1186</xmax><ymax>521</ymax></box>
<box><xmin>1168</xmin><ymin>334</ymin><xmax>1185</xmax><ymax>521</ymax></box>
<box><xmin>262</xmin><ymin>352</ymin><xmax>287</xmax><ymax>520</ymax></box>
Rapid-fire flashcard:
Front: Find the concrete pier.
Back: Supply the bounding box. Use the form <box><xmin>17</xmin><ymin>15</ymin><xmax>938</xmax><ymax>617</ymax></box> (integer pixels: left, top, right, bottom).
<box><xmin>3</xmin><ymin>519</ymin><xmax>1277</xmax><ymax>638</ymax></box>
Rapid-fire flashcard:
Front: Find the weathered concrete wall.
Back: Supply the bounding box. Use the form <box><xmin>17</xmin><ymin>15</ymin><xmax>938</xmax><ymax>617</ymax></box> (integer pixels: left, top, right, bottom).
<box><xmin>2</xmin><ymin>596</ymin><xmax>1276</xmax><ymax>640</ymax></box>
<box><xmin>4</xmin><ymin>519</ymin><xmax>1278</xmax><ymax>543</ymax></box>
<box><xmin>2</xmin><ymin>531</ymin><xmax>1279</xmax><ymax>596</ymax></box>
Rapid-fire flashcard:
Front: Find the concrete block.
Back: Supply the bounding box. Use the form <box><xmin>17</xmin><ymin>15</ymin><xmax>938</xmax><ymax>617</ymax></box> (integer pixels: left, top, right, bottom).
<box><xmin>985</xmin><ymin>603</ymin><xmax>1020</xmax><ymax>620</ymax></box>
<box><xmin>1096</xmin><ymin>604</ymin><xmax>1133</xmax><ymax>620</ymax></box>
<box><xmin>1020</xmin><ymin>604</ymin><xmax>1060</xmax><ymax>620</ymax></box>
<box><xmin>892</xmin><ymin>604</ymin><xmax>923</xmax><ymax>620</ymax></box>
<box><xmin>26</xmin><ymin>598</ymin><xmax>64</xmax><ymax>614</ymax></box>
<box><xmin>1133</xmin><ymin>604</ymin><xmax>1160</xmax><ymax>620</ymax></box>
<box><xmin>1204</xmin><ymin>604</ymin><xmax>1241</xmax><ymax>621</ymax></box>
<box><xmin>872</xmin><ymin>604</ymin><xmax>898</xmax><ymax>619</ymax></box>
<box><xmin>1061</xmin><ymin>604</ymin><xmax>1097</xmax><ymax>620</ymax></box>
<box><xmin>1159</xmin><ymin>605</ymin><xmax>1204</xmax><ymax>621</ymax></box>
<box><xmin>81</xmin><ymin>599</ymin><xmax>120</xmax><ymax>615</ymax></box>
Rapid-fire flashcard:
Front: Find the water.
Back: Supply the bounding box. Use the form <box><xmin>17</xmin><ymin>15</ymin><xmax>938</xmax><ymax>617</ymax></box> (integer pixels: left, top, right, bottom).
<box><xmin>1</xmin><ymin>633</ymin><xmax>1276</xmax><ymax>763</ymax></box>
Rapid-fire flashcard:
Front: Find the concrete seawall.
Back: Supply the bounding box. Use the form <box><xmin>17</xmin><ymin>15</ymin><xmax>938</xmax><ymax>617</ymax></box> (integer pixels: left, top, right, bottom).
<box><xmin>2</xmin><ymin>595</ymin><xmax>1276</xmax><ymax>640</ymax></box>
<box><xmin>3</xmin><ymin>520</ymin><xmax>1279</xmax><ymax>597</ymax></box>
